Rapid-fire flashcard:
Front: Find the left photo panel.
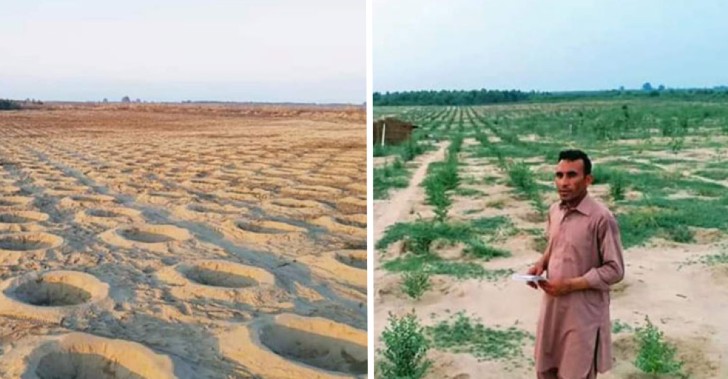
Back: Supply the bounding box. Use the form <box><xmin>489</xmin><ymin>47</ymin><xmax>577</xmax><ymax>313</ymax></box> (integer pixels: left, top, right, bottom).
<box><xmin>0</xmin><ymin>1</ymin><xmax>368</xmax><ymax>378</ymax></box>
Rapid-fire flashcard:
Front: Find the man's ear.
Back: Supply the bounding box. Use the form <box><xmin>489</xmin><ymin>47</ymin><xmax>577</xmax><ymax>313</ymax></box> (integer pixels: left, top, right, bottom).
<box><xmin>585</xmin><ymin>174</ymin><xmax>594</xmax><ymax>185</ymax></box>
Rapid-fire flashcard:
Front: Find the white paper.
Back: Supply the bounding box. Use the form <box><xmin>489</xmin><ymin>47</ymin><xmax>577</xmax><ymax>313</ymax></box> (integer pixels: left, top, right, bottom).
<box><xmin>511</xmin><ymin>274</ymin><xmax>547</xmax><ymax>282</ymax></box>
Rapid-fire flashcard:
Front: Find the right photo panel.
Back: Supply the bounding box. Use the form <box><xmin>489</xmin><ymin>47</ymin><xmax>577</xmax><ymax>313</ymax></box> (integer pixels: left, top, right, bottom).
<box><xmin>372</xmin><ymin>1</ymin><xmax>728</xmax><ymax>378</ymax></box>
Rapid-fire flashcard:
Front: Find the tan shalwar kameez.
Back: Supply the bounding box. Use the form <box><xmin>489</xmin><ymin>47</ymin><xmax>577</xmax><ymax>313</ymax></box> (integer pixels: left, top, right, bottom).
<box><xmin>535</xmin><ymin>194</ymin><xmax>625</xmax><ymax>379</ymax></box>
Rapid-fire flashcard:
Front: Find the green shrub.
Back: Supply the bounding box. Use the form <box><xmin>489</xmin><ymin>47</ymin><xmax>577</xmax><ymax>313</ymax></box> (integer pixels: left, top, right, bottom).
<box><xmin>374</xmin><ymin>144</ymin><xmax>390</xmax><ymax>157</ymax></box>
<box><xmin>378</xmin><ymin>312</ymin><xmax>432</xmax><ymax>379</ymax></box>
<box><xmin>634</xmin><ymin>316</ymin><xmax>685</xmax><ymax>377</ymax></box>
<box><xmin>401</xmin><ymin>271</ymin><xmax>431</xmax><ymax>300</ymax></box>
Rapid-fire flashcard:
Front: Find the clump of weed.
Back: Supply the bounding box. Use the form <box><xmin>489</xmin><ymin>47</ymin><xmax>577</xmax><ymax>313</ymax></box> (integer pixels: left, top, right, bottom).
<box><xmin>485</xmin><ymin>199</ymin><xmax>506</xmax><ymax>209</ymax></box>
<box><xmin>376</xmin><ymin>219</ymin><xmax>470</xmax><ymax>255</ymax></box>
<box><xmin>634</xmin><ymin>316</ymin><xmax>686</xmax><ymax>377</ymax></box>
<box><xmin>612</xmin><ymin>319</ymin><xmax>633</xmax><ymax>334</ymax></box>
<box><xmin>378</xmin><ymin>312</ymin><xmax>432</xmax><ymax>379</ymax></box>
<box><xmin>401</xmin><ymin>271</ymin><xmax>432</xmax><ymax>300</ymax></box>
<box><xmin>669</xmin><ymin>136</ymin><xmax>685</xmax><ymax>154</ymax></box>
<box><xmin>427</xmin><ymin>312</ymin><xmax>532</xmax><ymax>362</ymax></box>
<box><xmin>374</xmin><ymin>158</ymin><xmax>410</xmax><ymax>199</ymax></box>
<box><xmin>463</xmin><ymin>240</ymin><xmax>510</xmax><ymax>260</ymax></box>
<box><xmin>610</xmin><ymin>171</ymin><xmax>626</xmax><ymax>201</ymax></box>
<box><xmin>700</xmin><ymin>251</ymin><xmax>728</xmax><ymax>265</ymax></box>
<box><xmin>377</xmin><ymin>219</ymin><xmax>510</xmax><ymax>263</ymax></box>
<box><xmin>506</xmin><ymin>161</ymin><xmax>546</xmax><ymax>215</ymax></box>
<box><xmin>664</xmin><ymin>225</ymin><xmax>694</xmax><ymax>243</ymax></box>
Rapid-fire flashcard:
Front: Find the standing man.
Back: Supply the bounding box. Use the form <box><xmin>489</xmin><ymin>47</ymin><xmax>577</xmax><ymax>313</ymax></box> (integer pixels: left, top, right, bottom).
<box><xmin>526</xmin><ymin>149</ymin><xmax>625</xmax><ymax>379</ymax></box>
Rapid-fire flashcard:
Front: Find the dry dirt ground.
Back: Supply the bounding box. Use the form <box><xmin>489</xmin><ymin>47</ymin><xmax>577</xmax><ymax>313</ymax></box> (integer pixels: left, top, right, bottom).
<box><xmin>0</xmin><ymin>103</ymin><xmax>367</xmax><ymax>378</ymax></box>
<box><xmin>374</xmin><ymin>105</ymin><xmax>728</xmax><ymax>379</ymax></box>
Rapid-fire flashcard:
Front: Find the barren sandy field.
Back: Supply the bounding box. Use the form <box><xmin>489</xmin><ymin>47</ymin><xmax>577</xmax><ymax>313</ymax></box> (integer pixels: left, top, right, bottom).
<box><xmin>0</xmin><ymin>103</ymin><xmax>367</xmax><ymax>378</ymax></box>
<box><xmin>374</xmin><ymin>102</ymin><xmax>728</xmax><ymax>378</ymax></box>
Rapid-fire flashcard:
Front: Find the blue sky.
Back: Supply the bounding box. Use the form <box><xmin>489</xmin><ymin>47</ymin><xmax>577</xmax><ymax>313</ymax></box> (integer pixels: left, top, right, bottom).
<box><xmin>374</xmin><ymin>0</ymin><xmax>728</xmax><ymax>92</ymax></box>
<box><xmin>0</xmin><ymin>0</ymin><xmax>365</xmax><ymax>103</ymax></box>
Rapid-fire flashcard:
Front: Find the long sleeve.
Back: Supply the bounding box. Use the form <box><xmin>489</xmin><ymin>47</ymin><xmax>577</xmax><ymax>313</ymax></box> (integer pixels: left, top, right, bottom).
<box><xmin>583</xmin><ymin>213</ymin><xmax>625</xmax><ymax>290</ymax></box>
<box><xmin>538</xmin><ymin>207</ymin><xmax>553</xmax><ymax>270</ymax></box>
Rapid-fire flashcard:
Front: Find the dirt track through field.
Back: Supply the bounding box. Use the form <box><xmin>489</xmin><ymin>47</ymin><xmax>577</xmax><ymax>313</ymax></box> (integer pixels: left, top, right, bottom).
<box><xmin>373</xmin><ymin>142</ymin><xmax>448</xmax><ymax>242</ymax></box>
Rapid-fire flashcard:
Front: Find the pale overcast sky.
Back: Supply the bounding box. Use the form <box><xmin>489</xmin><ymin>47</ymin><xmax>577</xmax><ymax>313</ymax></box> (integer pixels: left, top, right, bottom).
<box><xmin>374</xmin><ymin>0</ymin><xmax>728</xmax><ymax>92</ymax></box>
<box><xmin>0</xmin><ymin>0</ymin><xmax>364</xmax><ymax>103</ymax></box>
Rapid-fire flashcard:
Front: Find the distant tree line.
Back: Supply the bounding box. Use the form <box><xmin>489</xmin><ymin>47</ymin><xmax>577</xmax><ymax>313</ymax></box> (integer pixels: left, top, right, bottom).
<box><xmin>373</xmin><ymin>89</ymin><xmax>530</xmax><ymax>106</ymax></box>
<box><xmin>374</xmin><ymin>85</ymin><xmax>728</xmax><ymax>106</ymax></box>
<box><xmin>0</xmin><ymin>99</ymin><xmax>21</xmax><ymax>110</ymax></box>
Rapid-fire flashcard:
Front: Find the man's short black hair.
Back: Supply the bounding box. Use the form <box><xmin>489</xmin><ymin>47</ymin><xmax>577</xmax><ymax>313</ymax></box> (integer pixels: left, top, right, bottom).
<box><xmin>558</xmin><ymin>149</ymin><xmax>592</xmax><ymax>175</ymax></box>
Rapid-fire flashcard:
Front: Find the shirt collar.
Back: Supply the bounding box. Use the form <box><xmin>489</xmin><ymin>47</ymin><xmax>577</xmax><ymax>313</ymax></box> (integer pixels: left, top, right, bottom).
<box><xmin>559</xmin><ymin>192</ymin><xmax>593</xmax><ymax>216</ymax></box>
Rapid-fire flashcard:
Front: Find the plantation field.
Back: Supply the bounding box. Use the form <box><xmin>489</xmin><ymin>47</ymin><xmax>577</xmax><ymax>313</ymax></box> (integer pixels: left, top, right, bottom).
<box><xmin>0</xmin><ymin>103</ymin><xmax>367</xmax><ymax>378</ymax></box>
<box><xmin>374</xmin><ymin>99</ymin><xmax>728</xmax><ymax>378</ymax></box>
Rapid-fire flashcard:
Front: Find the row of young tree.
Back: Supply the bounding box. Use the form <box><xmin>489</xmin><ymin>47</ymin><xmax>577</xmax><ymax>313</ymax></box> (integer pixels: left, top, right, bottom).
<box><xmin>373</xmin><ymin>89</ymin><xmax>530</xmax><ymax>106</ymax></box>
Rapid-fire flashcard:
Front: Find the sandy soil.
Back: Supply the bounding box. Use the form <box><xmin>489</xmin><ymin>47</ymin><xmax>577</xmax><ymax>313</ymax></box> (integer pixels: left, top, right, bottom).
<box><xmin>0</xmin><ymin>103</ymin><xmax>367</xmax><ymax>378</ymax></box>
<box><xmin>374</xmin><ymin>137</ymin><xmax>728</xmax><ymax>379</ymax></box>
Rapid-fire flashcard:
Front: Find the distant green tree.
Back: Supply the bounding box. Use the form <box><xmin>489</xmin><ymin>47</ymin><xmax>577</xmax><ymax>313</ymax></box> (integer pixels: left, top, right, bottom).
<box><xmin>642</xmin><ymin>82</ymin><xmax>653</xmax><ymax>91</ymax></box>
<box><xmin>0</xmin><ymin>99</ymin><xmax>21</xmax><ymax>110</ymax></box>
<box><xmin>372</xmin><ymin>89</ymin><xmax>531</xmax><ymax>106</ymax></box>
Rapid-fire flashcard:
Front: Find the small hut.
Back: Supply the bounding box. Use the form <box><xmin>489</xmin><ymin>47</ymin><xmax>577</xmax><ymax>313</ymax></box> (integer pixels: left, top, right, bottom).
<box><xmin>373</xmin><ymin>118</ymin><xmax>418</xmax><ymax>146</ymax></box>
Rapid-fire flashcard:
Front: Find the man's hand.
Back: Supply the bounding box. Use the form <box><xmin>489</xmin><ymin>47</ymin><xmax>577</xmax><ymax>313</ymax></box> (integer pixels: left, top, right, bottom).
<box><xmin>525</xmin><ymin>265</ymin><xmax>544</xmax><ymax>290</ymax></box>
<box><xmin>540</xmin><ymin>279</ymin><xmax>573</xmax><ymax>297</ymax></box>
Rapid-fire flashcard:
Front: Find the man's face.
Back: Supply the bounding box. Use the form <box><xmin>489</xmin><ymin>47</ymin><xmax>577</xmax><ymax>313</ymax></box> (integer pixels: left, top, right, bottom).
<box><xmin>554</xmin><ymin>159</ymin><xmax>593</xmax><ymax>202</ymax></box>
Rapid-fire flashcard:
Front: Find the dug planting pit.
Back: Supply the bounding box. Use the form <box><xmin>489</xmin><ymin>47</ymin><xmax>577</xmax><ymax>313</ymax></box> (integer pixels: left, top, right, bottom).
<box><xmin>218</xmin><ymin>314</ymin><xmax>367</xmax><ymax>378</ymax></box>
<box><xmin>311</xmin><ymin>216</ymin><xmax>367</xmax><ymax>238</ymax></box>
<box><xmin>296</xmin><ymin>251</ymin><xmax>367</xmax><ymax>296</ymax></box>
<box><xmin>0</xmin><ymin>184</ymin><xmax>21</xmax><ymax>194</ymax></box>
<box><xmin>155</xmin><ymin>260</ymin><xmax>287</xmax><ymax>309</ymax></box>
<box><xmin>259</xmin><ymin>323</ymin><xmax>367</xmax><ymax>375</ymax></box>
<box><xmin>12</xmin><ymin>279</ymin><xmax>91</xmax><ymax>306</ymax></box>
<box><xmin>75</xmin><ymin>207</ymin><xmax>142</xmax><ymax>228</ymax></box>
<box><xmin>183</xmin><ymin>260</ymin><xmax>274</xmax><ymax>288</ymax></box>
<box><xmin>171</xmin><ymin>202</ymin><xmax>243</xmax><ymax>222</ymax></box>
<box><xmin>0</xmin><ymin>195</ymin><xmax>34</xmax><ymax>207</ymax></box>
<box><xmin>334</xmin><ymin>250</ymin><xmax>367</xmax><ymax>270</ymax></box>
<box><xmin>235</xmin><ymin>221</ymin><xmax>295</xmax><ymax>234</ymax></box>
<box><xmin>224</xmin><ymin>219</ymin><xmax>307</xmax><ymax>245</ymax></box>
<box><xmin>99</xmin><ymin>224</ymin><xmax>192</xmax><ymax>252</ymax></box>
<box><xmin>0</xmin><ymin>271</ymin><xmax>110</xmax><ymax>323</ymax></box>
<box><xmin>0</xmin><ymin>211</ymin><xmax>48</xmax><ymax>224</ymax></box>
<box><xmin>0</xmin><ymin>232</ymin><xmax>62</xmax><ymax>253</ymax></box>
<box><xmin>0</xmin><ymin>211</ymin><xmax>49</xmax><ymax>232</ymax></box>
<box><xmin>70</xmin><ymin>194</ymin><xmax>117</xmax><ymax>204</ymax></box>
<box><xmin>120</xmin><ymin>229</ymin><xmax>175</xmax><ymax>243</ymax></box>
<box><xmin>262</xmin><ymin>198</ymin><xmax>330</xmax><ymax>221</ymax></box>
<box><xmin>21</xmin><ymin>333</ymin><xmax>176</xmax><ymax>379</ymax></box>
<box><xmin>86</xmin><ymin>209</ymin><xmax>124</xmax><ymax>218</ymax></box>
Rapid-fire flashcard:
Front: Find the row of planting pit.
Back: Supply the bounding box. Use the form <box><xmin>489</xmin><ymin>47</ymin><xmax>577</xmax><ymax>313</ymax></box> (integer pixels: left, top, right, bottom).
<box><xmin>0</xmin><ymin>180</ymin><xmax>367</xmax><ymax>377</ymax></box>
<box><xmin>0</xmin><ymin>251</ymin><xmax>367</xmax><ymax>378</ymax></box>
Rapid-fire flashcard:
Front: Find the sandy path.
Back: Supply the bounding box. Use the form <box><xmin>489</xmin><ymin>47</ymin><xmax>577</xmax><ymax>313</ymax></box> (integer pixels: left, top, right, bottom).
<box><xmin>373</xmin><ymin>142</ymin><xmax>449</xmax><ymax>243</ymax></box>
